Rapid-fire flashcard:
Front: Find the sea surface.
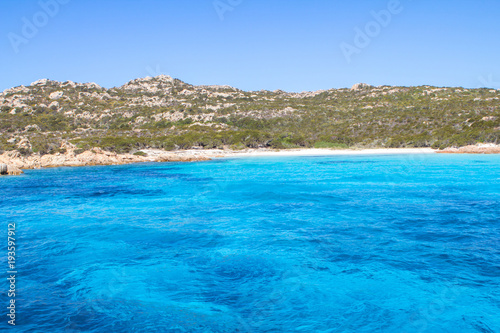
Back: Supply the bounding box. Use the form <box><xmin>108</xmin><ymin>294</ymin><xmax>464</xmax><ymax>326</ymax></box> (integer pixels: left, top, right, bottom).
<box><xmin>1</xmin><ymin>154</ymin><xmax>499</xmax><ymax>332</ymax></box>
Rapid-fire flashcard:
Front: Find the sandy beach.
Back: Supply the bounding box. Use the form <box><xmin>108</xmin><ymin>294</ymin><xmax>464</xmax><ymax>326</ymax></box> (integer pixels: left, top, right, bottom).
<box><xmin>4</xmin><ymin>145</ymin><xmax>500</xmax><ymax>176</ymax></box>
<box><xmin>225</xmin><ymin>148</ymin><xmax>436</xmax><ymax>157</ymax></box>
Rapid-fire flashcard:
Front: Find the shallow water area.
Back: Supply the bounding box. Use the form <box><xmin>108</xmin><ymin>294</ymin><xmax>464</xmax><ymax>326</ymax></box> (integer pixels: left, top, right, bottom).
<box><xmin>1</xmin><ymin>154</ymin><xmax>499</xmax><ymax>332</ymax></box>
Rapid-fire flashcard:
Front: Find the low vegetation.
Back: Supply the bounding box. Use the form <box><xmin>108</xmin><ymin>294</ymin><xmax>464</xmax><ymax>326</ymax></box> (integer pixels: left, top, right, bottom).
<box><xmin>0</xmin><ymin>76</ymin><xmax>498</xmax><ymax>155</ymax></box>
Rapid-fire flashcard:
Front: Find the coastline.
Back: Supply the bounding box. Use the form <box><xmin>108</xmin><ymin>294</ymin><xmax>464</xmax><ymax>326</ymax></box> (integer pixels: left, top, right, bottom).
<box><xmin>1</xmin><ymin>147</ymin><xmax>435</xmax><ymax>175</ymax></box>
<box><xmin>435</xmin><ymin>144</ymin><xmax>500</xmax><ymax>154</ymax></box>
<box><xmin>228</xmin><ymin>147</ymin><xmax>436</xmax><ymax>157</ymax></box>
<box><xmin>2</xmin><ymin>145</ymin><xmax>500</xmax><ymax>176</ymax></box>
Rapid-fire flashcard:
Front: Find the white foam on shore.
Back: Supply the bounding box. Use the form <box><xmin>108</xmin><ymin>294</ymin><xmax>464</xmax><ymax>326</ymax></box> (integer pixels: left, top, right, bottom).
<box><xmin>231</xmin><ymin>148</ymin><xmax>436</xmax><ymax>157</ymax></box>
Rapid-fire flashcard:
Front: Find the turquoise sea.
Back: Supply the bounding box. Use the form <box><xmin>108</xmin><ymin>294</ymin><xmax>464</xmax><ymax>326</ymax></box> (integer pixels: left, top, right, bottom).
<box><xmin>1</xmin><ymin>154</ymin><xmax>499</xmax><ymax>332</ymax></box>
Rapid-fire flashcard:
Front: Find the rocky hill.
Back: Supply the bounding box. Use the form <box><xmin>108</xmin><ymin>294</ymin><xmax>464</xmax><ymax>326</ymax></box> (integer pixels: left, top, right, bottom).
<box><xmin>1</xmin><ymin>76</ymin><xmax>499</xmax><ymax>156</ymax></box>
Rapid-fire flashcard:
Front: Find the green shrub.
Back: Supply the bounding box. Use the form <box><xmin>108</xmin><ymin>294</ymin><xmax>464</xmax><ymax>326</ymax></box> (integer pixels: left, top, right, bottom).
<box><xmin>314</xmin><ymin>141</ymin><xmax>349</xmax><ymax>149</ymax></box>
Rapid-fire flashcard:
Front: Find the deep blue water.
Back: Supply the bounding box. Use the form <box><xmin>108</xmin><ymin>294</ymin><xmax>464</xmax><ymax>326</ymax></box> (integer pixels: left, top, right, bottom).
<box><xmin>1</xmin><ymin>154</ymin><xmax>499</xmax><ymax>332</ymax></box>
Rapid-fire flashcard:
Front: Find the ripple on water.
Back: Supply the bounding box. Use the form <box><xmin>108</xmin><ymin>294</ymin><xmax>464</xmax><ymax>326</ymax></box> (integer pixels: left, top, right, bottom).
<box><xmin>1</xmin><ymin>154</ymin><xmax>499</xmax><ymax>332</ymax></box>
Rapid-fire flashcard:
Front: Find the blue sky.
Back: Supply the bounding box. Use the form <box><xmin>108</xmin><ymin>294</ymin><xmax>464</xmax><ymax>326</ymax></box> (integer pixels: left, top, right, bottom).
<box><xmin>1</xmin><ymin>0</ymin><xmax>499</xmax><ymax>92</ymax></box>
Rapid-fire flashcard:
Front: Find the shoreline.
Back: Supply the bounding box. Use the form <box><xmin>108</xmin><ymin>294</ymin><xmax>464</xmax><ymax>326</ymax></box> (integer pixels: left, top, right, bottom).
<box><xmin>0</xmin><ymin>148</ymin><xmax>436</xmax><ymax>175</ymax></box>
<box><xmin>2</xmin><ymin>145</ymin><xmax>500</xmax><ymax>176</ymax></box>
<box><xmin>226</xmin><ymin>148</ymin><xmax>436</xmax><ymax>157</ymax></box>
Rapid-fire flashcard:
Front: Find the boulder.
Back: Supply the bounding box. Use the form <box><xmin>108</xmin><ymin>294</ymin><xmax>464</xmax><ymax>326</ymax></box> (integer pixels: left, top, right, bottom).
<box><xmin>0</xmin><ymin>163</ymin><xmax>23</xmax><ymax>176</ymax></box>
<box><xmin>7</xmin><ymin>165</ymin><xmax>23</xmax><ymax>176</ymax></box>
<box><xmin>437</xmin><ymin>145</ymin><xmax>500</xmax><ymax>154</ymax></box>
<box><xmin>16</xmin><ymin>138</ymin><xmax>32</xmax><ymax>150</ymax></box>
<box><xmin>48</xmin><ymin>101</ymin><xmax>60</xmax><ymax>109</ymax></box>
<box><xmin>49</xmin><ymin>91</ymin><xmax>64</xmax><ymax>100</ymax></box>
<box><xmin>351</xmin><ymin>83</ymin><xmax>373</xmax><ymax>91</ymax></box>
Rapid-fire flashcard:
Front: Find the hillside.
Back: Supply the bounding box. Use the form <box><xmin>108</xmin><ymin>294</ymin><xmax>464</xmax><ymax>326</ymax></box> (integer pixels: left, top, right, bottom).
<box><xmin>1</xmin><ymin>76</ymin><xmax>499</xmax><ymax>156</ymax></box>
